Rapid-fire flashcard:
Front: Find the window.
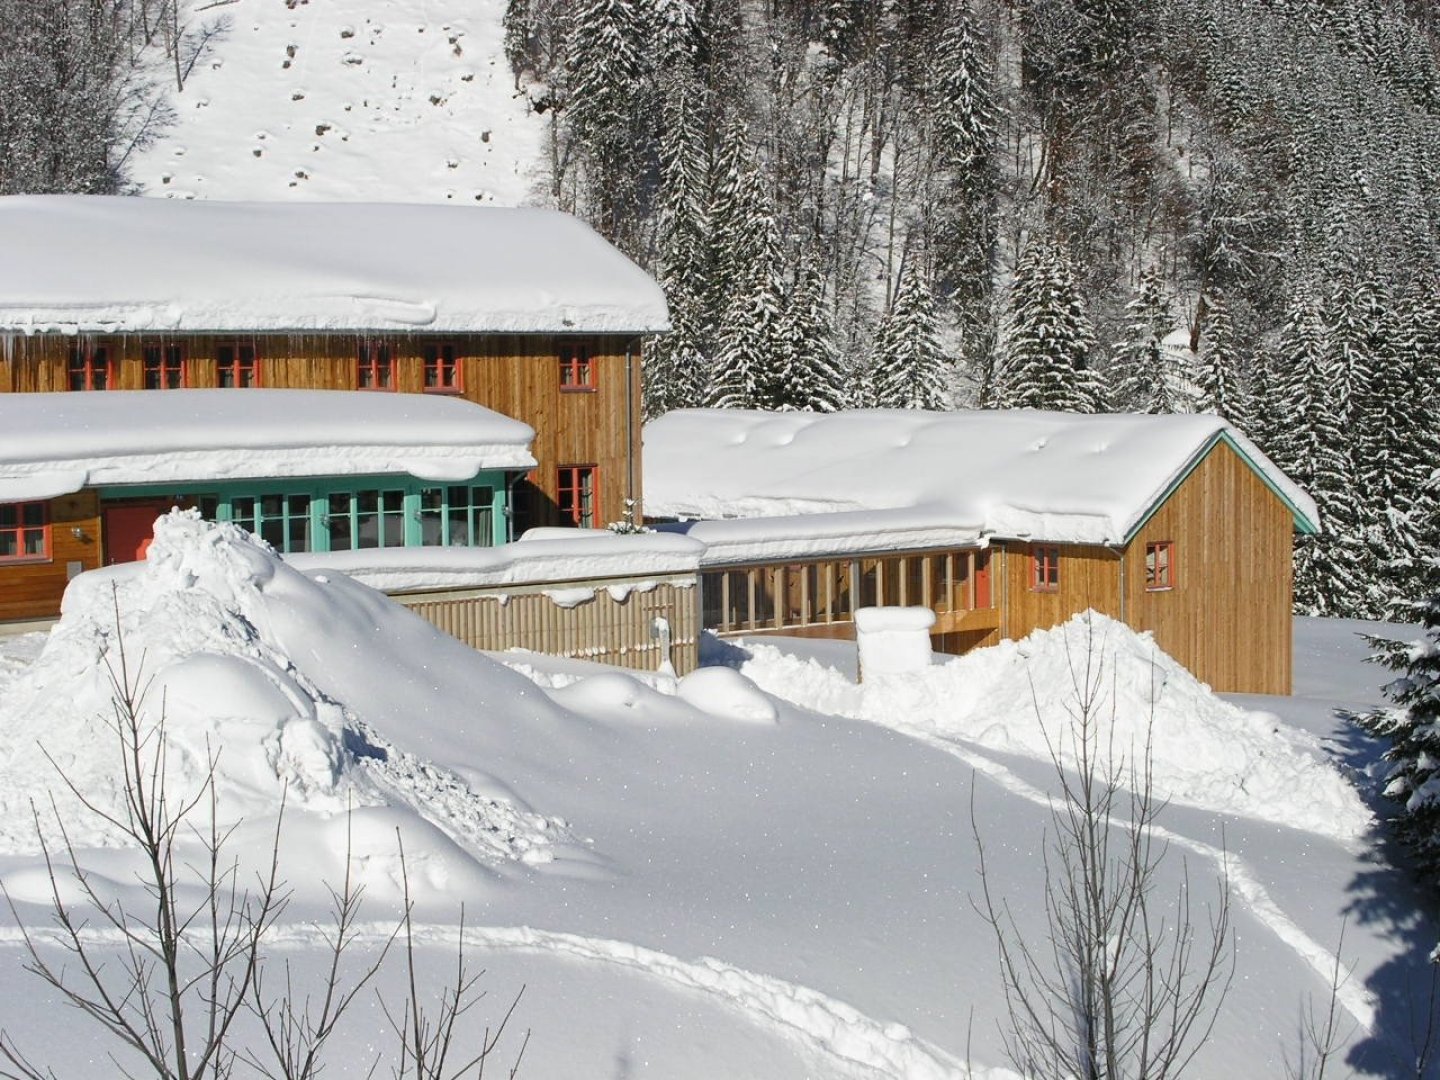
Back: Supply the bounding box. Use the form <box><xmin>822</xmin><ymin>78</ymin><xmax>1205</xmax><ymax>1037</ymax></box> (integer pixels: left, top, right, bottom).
<box><xmin>0</xmin><ymin>502</ymin><xmax>50</xmax><ymax>561</ymax></box>
<box><xmin>357</xmin><ymin>343</ymin><xmax>394</xmax><ymax>390</ymax></box>
<box><xmin>68</xmin><ymin>344</ymin><xmax>110</xmax><ymax>391</ymax></box>
<box><xmin>1032</xmin><ymin>545</ymin><xmax>1060</xmax><ymax>591</ymax></box>
<box><xmin>559</xmin><ymin>343</ymin><xmax>594</xmax><ymax>390</ymax></box>
<box><xmin>143</xmin><ymin>344</ymin><xmax>187</xmax><ymax>389</ymax></box>
<box><xmin>418</xmin><ymin>485</ymin><xmax>495</xmax><ymax>546</ymax></box>
<box><xmin>1145</xmin><ymin>541</ymin><xmax>1175</xmax><ymax>590</ymax></box>
<box><xmin>556</xmin><ymin>465</ymin><xmax>598</xmax><ymax>527</ymax></box>
<box><xmin>424</xmin><ymin>343</ymin><xmax>462</xmax><ymax>393</ymax></box>
<box><xmin>216</xmin><ymin>343</ymin><xmax>260</xmax><ymax>388</ymax></box>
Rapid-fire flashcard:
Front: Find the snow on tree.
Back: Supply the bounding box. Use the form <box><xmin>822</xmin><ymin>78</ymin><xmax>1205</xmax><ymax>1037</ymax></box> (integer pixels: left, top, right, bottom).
<box><xmin>1195</xmin><ymin>292</ymin><xmax>1242</xmax><ymax>422</ymax></box>
<box><xmin>774</xmin><ymin>253</ymin><xmax>846</xmax><ymax>412</ymax></box>
<box><xmin>1356</xmin><ymin>590</ymin><xmax>1440</xmax><ymax>888</ymax></box>
<box><xmin>995</xmin><ymin>236</ymin><xmax>1107</xmax><ymax>413</ymax></box>
<box><xmin>870</xmin><ymin>257</ymin><xmax>950</xmax><ymax>410</ymax></box>
<box><xmin>1111</xmin><ymin>268</ymin><xmax>1177</xmax><ymax>413</ymax></box>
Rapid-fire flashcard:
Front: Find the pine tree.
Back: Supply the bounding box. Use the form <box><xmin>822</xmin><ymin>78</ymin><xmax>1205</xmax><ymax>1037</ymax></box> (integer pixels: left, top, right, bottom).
<box><xmin>1196</xmin><ymin>293</ymin><xmax>1242</xmax><ymax>422</ymax></box>
<box><xmin>995</xmin><ymin>237</ymin><xmax>1107</xmax><ymax>413</ymax></box>
<box><xmin>775</xmin><ymin>254</ymin><xmax>846</xmax><ymax>412</ymax></box>
<box><xmin>871</xmin><ymin>258</ymin><xmax>950</xmax><ymax>410</ymax></box>
<box><xmin>1111</xmin><ymin>269</ymin><xmax>1177</xmax><ymax>414</ymax></box>
<box><xmin>1356</xmin><ymin>590</ymin><xmax>1440</xmax><ymax>887</ymax></box>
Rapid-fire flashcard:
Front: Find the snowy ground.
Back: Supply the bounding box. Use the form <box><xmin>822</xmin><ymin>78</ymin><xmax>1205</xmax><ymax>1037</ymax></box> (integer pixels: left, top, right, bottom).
<box><xmin>0</xmin><ymin>519</ymin><xmax>1433</xmax><ymax>1078</ymax></box>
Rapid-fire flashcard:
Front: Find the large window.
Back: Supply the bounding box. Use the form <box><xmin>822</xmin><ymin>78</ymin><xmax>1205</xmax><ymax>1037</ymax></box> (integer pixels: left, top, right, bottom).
<box><xmin>68</xmin><ymin>344</ymin><xmax>110</xmax><ymax>391</ymax></box>
<box><xmin>1145</xmin><ymin>541</ymin><xmax>1175</xmax><ymax>591</ymax></box>
<box><xmin>357</xmin><ymin>343</ymin><xmax>395</xmax><ymax>390</ymax></box>
<box><xmin>0</xmin><ymin>502</ymin><xmax>49</xmax><ymax>561</ymax></box>
<box><xmin>1032</xmin><ymin>545</ymin><xmax>1060</xmax><ymax>592</ymax></box>
<box><xmin>559</xmin><ymin>343</ymin><xmax>593</xmax><ymax>390</ymax></box>
<box><xmin>217</xmin><ymin>343</ymin><xmax>261</xmax><ymax>388</ymax></box>
<box><xmin>423</xmin><ymin>343</ymin><xmax>462</xmax><ymax>393</ymax></box>
<box><xmin>557</xmin><ymin>465</ymin><xmax>598</xmax><ymax>527</ymax></box>
<box><xmin>418</xmin><ymin>485</ymin><xmax>494</xmax><ymax>546</ymax></box>
<box><xmin>143</xmin><ymin>344</ymin><xmax>187</xmax><ymax>389</ymax></box>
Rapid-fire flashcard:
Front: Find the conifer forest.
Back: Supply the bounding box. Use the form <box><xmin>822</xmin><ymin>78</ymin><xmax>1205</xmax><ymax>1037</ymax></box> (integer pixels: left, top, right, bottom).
<box><xmin>7</xmin><ymin>0</ymin><xmax>1440</xmax><ymax>620</ymax></box>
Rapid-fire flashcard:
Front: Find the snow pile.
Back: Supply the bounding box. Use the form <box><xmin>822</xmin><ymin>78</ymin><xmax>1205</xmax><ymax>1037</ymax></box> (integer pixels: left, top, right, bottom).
<box><xmin>855</xmin><ymin>606</ymin><xmax>935</xmax><ymax>678</ymax></box>
<box><xmin>0</xmin><ymin>390</ymin><xmax>535</xmax><ymax>501</ymax></box>
<box><xmin>735</xmin><ymin>612</ymin><xmax>1370</xmax><ymax>841</ymax></box>
<box><xmin>0</xmin><ymin>197</ymin><xmax>668</xmax><ymax>335</ymax></box>
<box><xmin>0</xmin><ymin>511</ymin><xmax>571</xmax><ymax>869</ymax></box>
<box><xmin>645</xmin><ymin>408</ymin><xmax>1318</xmax><ymax>545</ymax></box>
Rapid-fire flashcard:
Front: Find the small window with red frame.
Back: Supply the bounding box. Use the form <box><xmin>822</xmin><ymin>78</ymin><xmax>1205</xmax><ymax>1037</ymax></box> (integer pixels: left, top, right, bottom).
<box><xmin>1032</xmin><ymin>545</ymin><xmax>1060</xmax><ymax>591</ymax></box>
<box><xmin>1145</xmin><ymin>541</ymin><xmax>1175</xmax><ymax>590</ymax></box>
<box><xmin>424</xmin><ymin>343</ymin><xmax>462</xmax><ymax>393</ymax></box>
<box><xmin>358</xmin><ymin>343</ymin><xmax>395</xmax><ymax>390</ymax></box>
<box><xmin>143</xmin><ymin>344</ymin><xmax>187</xmax><ymax>389</ymax></box>
<box><xmin>0</xmin><ymin>502</ymin><xmax>50</xmax><ymax>561</ymax></box>
<box><xmin>559</xmin><ymin>344</ymin><xmax>594</xmax><ymax>391</ymax></box>
<box><xmin>217</xmin><ymin>343</ymin><xmax>260</xmax><ymax>388</ymax></box>
<box><xmin>557</xmin><ymin>465</ymin><xmax>598</xmax><ymax>528</ymax></box>
<box><xmin>68</xmin><ymin>344</ymin><xmax>110</xmax><ymax>391</ymax></box>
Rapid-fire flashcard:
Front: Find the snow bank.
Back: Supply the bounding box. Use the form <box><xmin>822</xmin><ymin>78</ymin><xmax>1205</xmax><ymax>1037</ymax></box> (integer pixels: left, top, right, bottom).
<box><xmin>645</xmin><ymin>408</ymin><xmax>1318</xmax><ymax>546</ymax></box>
<box><xmin>0</xmin><ymin>196</ymin><xmax>668</xmax><ymax>335</ymax></box>
<box><xmin>0</xmin><ymin>389</ymin><xmax>534</xmax><ymax>500</ymax></box>
<box><xmin>287</xmin><ymin>530</ymin><xmax>703</xmax><ymax>592</ymax></box>
<box><xmin>734</xmin><ymin>612</ymin><xmax>1370</xmax><ymax>841</ymax></box>
<box><xmin>0</xmin><ymin>511</ymin><xmax>571</xmax><ymax>871</ymax></box>
<box><xmin>855</xmin><ymin>606</ymin><xmax>935</xmax><ymax>678</ymax></box>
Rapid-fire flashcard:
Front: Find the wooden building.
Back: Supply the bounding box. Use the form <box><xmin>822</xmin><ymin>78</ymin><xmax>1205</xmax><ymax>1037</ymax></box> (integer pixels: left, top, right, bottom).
<box><xmin>0</xmin><ymin>195</ymin><xmax>668</xmax><ymax>556</ymax></box>
<box><xmin>644</xmin><ymin>409</ymin><xmax>1320</xmax><ymax>695</ymax></box>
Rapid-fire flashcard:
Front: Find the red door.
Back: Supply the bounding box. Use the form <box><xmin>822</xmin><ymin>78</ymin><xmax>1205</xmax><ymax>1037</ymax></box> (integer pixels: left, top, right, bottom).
<box><xmin>104</xmin><ymin>503</ymin><xmax>169</xmax><ymax>564</ymax></box>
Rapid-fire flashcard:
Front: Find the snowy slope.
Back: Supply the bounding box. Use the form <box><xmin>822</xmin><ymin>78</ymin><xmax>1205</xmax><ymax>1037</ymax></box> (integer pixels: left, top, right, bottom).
<box><xmin>131</xmin><ymin>0</ymin><xmax>543</xmax><ymax>205</ymax></box>
<box><xmin>0</xmin><ymin>520</ymin><xmax>1429</xmax><ymax>1078</ymax></box>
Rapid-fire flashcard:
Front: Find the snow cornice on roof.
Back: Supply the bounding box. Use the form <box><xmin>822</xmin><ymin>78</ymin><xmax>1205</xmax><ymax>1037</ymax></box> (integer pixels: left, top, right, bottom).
<box><xmin>643</xmin><ymin>408</ymin><xmax>1320</xmax><ymax>547</ymax></box>
<box><xmin>0</xmin><ymin>196</ymin><xmax>670</xmax><ymax>336</ymax></box>
<box><xmin>0</xmin><ymin>389</ymin><xmax>536</xmax><ymax>500</ymax></box>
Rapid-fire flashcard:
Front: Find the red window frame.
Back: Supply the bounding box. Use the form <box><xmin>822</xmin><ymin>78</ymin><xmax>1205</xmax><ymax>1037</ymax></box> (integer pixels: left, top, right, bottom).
<box><xmin>68</xmin><ymin>344</ymin><xmax>111</xmax><ymax>391</ymax></box>
<box><xmin>0</xmin><ymin>501</ymin><xmax>51</xmax><ymax>562</ymax></box>
<box><xmin>556</xmin><ymin>464</ymin><xmax>599</xmax><ymax>528</ymax></box>
<box><xmin>1145</xmin><ymin>541</ymin><xmax>1175</xmax><ymax>591</ymax></box>
<box><xmin>216</xmin><ymin>342</ymin><xmax>261</xmax><ymax>388</ymax></box>
<box><xmin>357</xmin><ymin>343</ymin><xmax>395</xmax><ymax>391</ymax></box>
<box><xmin>559</xmin><ymin>343</ymin><xmax>594</xmax><ymax>391</ymax></box>
<box><xmin>143</xmin><ymin>343</ymin><xmax>188</xmax><ymax>389</ymax></box>
<box><xmin>423</xmin><ymin>343</ymin><xmax>463</xmax><ymax>393</ymax></box>
<box><xmin>1031</xmin><ymin>545</ymin><xmax>1060</xmax><ymax>592</ymax></box>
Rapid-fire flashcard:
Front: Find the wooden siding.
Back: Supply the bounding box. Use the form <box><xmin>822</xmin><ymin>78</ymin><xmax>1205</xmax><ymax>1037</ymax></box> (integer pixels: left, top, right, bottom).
<box><xmin>394</xmin><ymin>580</ymin><xmax>698</xmax><ymax>675</ymax></box>
<box><xmin>0</xmin><ymin>492</ymin><xmax>103</xmax><ymax>623</ymax></box>
<box><xmin>997</xmin><ymin>541</ymin><xmax>1122</xmax><ymax>641</ymax></box>
<box><xmin>1123</xmin><ymin>441</ymin><xmax>1294</xmax><ymax>695</ymax></box>
<box><xmin>1</xmin><ymin>331</ymin><xmax>645</xmax><ymax>532</ymax></box>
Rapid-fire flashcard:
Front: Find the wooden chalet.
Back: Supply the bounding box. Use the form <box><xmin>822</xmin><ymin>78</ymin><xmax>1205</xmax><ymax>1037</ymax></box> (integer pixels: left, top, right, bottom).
<box><xmin>644</xmin><ymin>409</ymin><xmax>1321</xmax><ymax>695</ymax></box>
<box><xmin>0</xmin><ymin>196</ymin><xmax>697</xmax><ymax>671</ymax></box>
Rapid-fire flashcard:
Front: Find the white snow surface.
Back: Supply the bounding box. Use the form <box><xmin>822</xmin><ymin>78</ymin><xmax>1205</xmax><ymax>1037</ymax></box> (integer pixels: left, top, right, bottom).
<box><xmin>0</xmin><ymin>196</ymin><xmax>668</xmax><ymax>334</ymax></box>
<box><xmin>130</xmin><ymin>0</ymin><xmax>543</xmax><ymax>208</ymax></box>
<box><xmin>645</xmin><ymin>408</ymin><xmax>1319</xmax><ymax>546</ymax></box>
<box><xmin>732</xmin><ymin>611</ymin><xmax>1370</xmax><ymax>842</ymax></box>
<box><xmin>0</xmin><ymin>516</ymin><xmax>1425</xmax><ymax>1078</ymax></box>
<box><xmin>0</xmin><ymin>389</ymin><xmax>535</xmax><ymax>499</ymax></box>
<box><xmin>286</xmin><ymin>530</ymin><xmax>703</xmax><ymax>592</ymax></box>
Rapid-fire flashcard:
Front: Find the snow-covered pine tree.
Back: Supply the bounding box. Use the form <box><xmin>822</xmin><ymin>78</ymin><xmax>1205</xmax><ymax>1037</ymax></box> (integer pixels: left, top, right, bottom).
<box><xmin>644</xmin><ymin>66</ymin><xmax>710</xmax><ymax>418</ymax></box>
<box><xmin>1276</xmin><ymin>290</ymin><xmax>1370</xmax><ymax>616</ymax></box>
<box><xmin>995</xmin><ymin>236</ymin><xmax>1107</xmax><ymax>413</ymax></box>
<box><xmin>1195</xmin><ymin>292</ymin><xmax>1242</xmax><ymax>422</ymax></box>
<box><xmin>774</xmin><ymin>254</ymin><xmax>846</xmax><ymax>412</ymax></box>
<box><xmin>870</xmin><ymin>257</ymin><xmax>950</xmax><ymax>410</ymax></box>
<box><xmin>1356</xmin><ymin>587</ymin><xmax>1440</xmax><ymax>887</ymax></box>
<box><xmin>1111</xmin><ymin>268</ymin><xmax>1177</xmax><ymax>413</ymax></box>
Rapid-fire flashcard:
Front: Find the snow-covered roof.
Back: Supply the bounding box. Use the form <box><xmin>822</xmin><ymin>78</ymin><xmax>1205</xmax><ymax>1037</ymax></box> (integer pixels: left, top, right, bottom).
<box><xmin>286</xmin><ymin>529</ymin><xmax>704</xmax><ymax>592</ymax></box>
<box><xmin>644</xmin><ymin>409</ymin><xmax>1319</xmax><ymax>547</ymax></box>
<box><xmin>0</xmin><ymin>196</ymin><xmax>670</xmax><ymax>335</ymax></box>
<box><xmin>0</xmin><ymin>389</ymin><xmax>535</xmax><ymax>500</ymax></box>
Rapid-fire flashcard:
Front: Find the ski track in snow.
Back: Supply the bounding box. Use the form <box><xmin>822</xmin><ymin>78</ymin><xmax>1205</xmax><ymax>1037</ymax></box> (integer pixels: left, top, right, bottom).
<box><xmin>0</xmin><ymin>920</ymin><xmax>1008</xmax><ymax>1080</ymax></box>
